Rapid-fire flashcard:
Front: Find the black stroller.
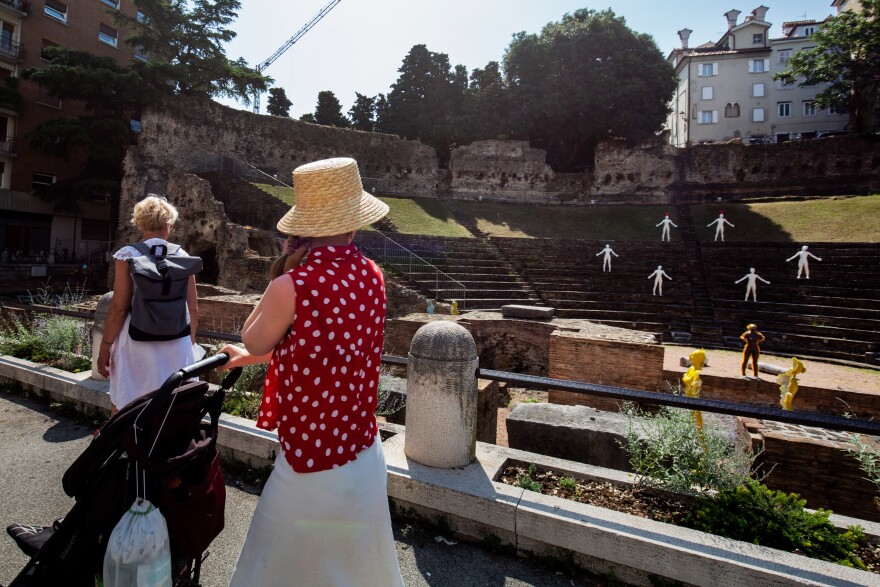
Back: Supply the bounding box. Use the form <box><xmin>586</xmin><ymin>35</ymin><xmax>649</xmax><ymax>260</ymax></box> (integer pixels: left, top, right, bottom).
<box><xmin>5</xmin><ymin>354</ymin><xmax>241</xmax><ymax>587</ymax></box>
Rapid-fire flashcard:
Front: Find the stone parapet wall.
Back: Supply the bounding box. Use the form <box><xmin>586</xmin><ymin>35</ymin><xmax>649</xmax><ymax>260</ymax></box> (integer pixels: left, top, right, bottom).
<box><xmin>139</xmin><ymin>97</ymin><xmax>440</xmax><ymax>197</ymax></box>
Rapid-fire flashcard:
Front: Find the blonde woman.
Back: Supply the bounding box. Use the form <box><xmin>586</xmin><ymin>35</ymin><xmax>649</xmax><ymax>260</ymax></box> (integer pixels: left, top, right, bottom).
<box><xmin>97</xmin><ymin>195</ymin><xmax>199</xmax><ymax>413</ymax></box>
<box><xmin>218</xmin><ymin>158</ymin><xmax>403</xmax><ymax>586</ymax></box>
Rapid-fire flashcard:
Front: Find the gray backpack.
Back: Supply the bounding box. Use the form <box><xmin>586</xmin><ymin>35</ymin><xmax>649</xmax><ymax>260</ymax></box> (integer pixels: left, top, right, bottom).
<box><xmin>127</xmin><ymin>242</ymin><xmax>203</xmax><ymax>341</ymax></box>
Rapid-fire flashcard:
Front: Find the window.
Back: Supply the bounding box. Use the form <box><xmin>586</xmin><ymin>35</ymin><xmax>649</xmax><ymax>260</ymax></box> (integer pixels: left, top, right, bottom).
<box><xmin>136</xmin><ymin>10</ymin><xmax>148</xmax><ymax>23</ymax></box>
<box><xmin>776</xmin><ymin>78</ymin><xmax>793</xmax><ymax>90</ymax></box>
<box><xmin>752</xmin><ymin>83</ymin><xmax>765</xmax><ymax>97</ymax></box>
<box><xmin>98</xmin><ymin>24</ymin><xmax>118</xmax><ymax>47</ymax></box>
<box><xmin>698</xmin><ymin>63</ymin><xmax>717</xmax><ymax>77</ymax></box>
<box><xmin>44</xmin><ymin>0</ymin><xmax>68</xmax><ymax>23</ymax></box>
<box><xmin>803</xmin><ymin>101</ymin><xmax>817</xmax><ymax>116</ymax></box>
<box><xmin>827</xmin><ymin>104</ymin><xmax>839</xmax><ymax>115</ymax></box>
<box><xmin>32</xmin><ymin>172</ymin><xmax>56</xmax><ymax>192</ymax></box>
<box><xmin>778</xmin><ymin>102</ymin><xmax>792</xmax><ymax>117</ymax></box>
<box><xmin>724</xmin><ymin>103</ymin><xmax>741</xmax><ymax>118</ymax></box>
<box><xmin>699</xmin><ymin>110</ymin><xmax>718</xmax><ymax>124</ymax></box>
<box><xmin>37</xmin><ymin>84</ymin><xmax>61</xmax><ymax>108</ymax></box>
<box><xmin>701</xmin><ymin>86</ymin><xmax>714</xmax><ymax>100</ymax></box>
<box><xmin>753</xmin><ymin>33</ymin><xmax>764</xmax><ymax>44</ymax></box>
<box><xmin>753</xmin><ymin>107</ymin><xmax>765</xmax><ymax>122</ymax></box>
<box><xmin>777</xmin><ymin>49</ymin><xmax>792</xmax><ymax>64</ymax></box>
<box><xmin>748</xmin><ymin>59</ymin><xmax>769</xmax><ymax>73</ymax></box>
<box><xmin>803</xmin><ymin>26</ymin><xmax>816</xmax><ymax>36</ymax></box>
<box><xmin>41</xmin><ymin>39</ymin><xmax>60</xmax><ymax>61</ymax></box>
<box><xmin>102</xmin><ymin>0</ymin><xmax>119</xmax><ymax>8</ymax></box>
<box><xmin>81</xmin><ymin>219</ymin><xmax>109</xmax><ymax>240</ymax></box>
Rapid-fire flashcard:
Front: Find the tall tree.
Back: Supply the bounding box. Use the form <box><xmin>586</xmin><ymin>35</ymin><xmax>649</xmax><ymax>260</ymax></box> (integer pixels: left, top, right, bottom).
<box><xmin>373</xmin><ymin>93</ymin><xmax>390</xmax><ymax>134</ymax></box>
<box><xmin>266</xmin><ymin>87</ymin><xmax>292</xmax><ymax>117</ymax></box>
<box><xmin>313</xmin><ymin>90</ymin><xmax>349</xmax><ymax>127</ymax></box>
<box><xmin>774</xmin><ymin>0</ymin><xmax>880</xmax><ymax>133</ymax></box>
<box><xmin>115</xmin><ymin>0</ymin><xmax>268</xmax><ymax>105</ymax></box>
<box><xmin>348</xmin><ymin>92</ymin><xmax>375</xmax><ymax>131</ymax></box>
<box><xmin>385</xmin><ymin>44</ymin><xmax>468</xmax><ymax>162</ymax></box>
<box><xmin>22</xmin><ymin>48</ymin><xmax>157</xmax><ymax>212</ymax></box>
<box><xmin>462</xmin><ymin>61</ymin><xmax>509</xmax><ymax>143</ymax></box>
<box><xmin>503</xmin><ymin>8</ymin><xmax>676</xmax><ymax>170</ymax></box>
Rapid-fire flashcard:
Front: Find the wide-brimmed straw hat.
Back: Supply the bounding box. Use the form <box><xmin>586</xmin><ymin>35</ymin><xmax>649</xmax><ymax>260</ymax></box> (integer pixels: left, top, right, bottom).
<box><xmin>276</xmin><ymin>157</ymin><xmax>389</xmax><ymax>237</ymax></box>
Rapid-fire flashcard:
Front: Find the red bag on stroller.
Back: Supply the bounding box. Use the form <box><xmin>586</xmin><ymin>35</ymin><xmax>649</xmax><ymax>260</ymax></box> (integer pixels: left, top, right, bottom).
<box><xmin>5</xmin><ymin>354</ymin><xmax>240</xmax><ymax>587</ymax></box>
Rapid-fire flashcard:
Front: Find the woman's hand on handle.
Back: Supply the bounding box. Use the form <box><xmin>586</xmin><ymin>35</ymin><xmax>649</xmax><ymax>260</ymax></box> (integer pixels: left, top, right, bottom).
<box><xmin>216</xmin><ymin>344</ymin><xmax>272</xmax><ymax>372</ymax></box>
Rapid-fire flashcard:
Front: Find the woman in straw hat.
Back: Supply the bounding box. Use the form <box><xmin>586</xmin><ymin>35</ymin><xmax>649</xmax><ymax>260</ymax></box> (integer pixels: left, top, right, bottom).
<box><xmin>219</xmin><ymin>158</ymin><xmax>403</xmax><ymax>586</ymax></box>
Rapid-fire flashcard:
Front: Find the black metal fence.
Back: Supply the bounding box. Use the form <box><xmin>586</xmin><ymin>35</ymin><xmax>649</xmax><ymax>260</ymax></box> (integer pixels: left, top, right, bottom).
<box><xmin>5</xmin><ymin>303</ymin><xmax>880</xmax><ymax>437</ymax></box>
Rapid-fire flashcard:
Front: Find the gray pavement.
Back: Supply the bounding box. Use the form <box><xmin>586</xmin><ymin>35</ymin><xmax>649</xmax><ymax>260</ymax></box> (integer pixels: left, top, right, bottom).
<box><xmin>0</xmin><ymin>390</ymin><xmax>600</xmax><ymax>587</ymax></box>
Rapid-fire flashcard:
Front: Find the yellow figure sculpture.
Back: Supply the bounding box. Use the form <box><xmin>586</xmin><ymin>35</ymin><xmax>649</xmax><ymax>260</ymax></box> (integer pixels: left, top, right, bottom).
<box><xmin>451</xmin><ymin>300</ymin><xmax>459</xmax><ymax>315</ymax></box>
<box><xmin>778</xmin><ymin>357</ymin><xmax>806</xmax><ymax>410</ymax></box>
<box><xmin>682</xmin><ymin>349</ymin><xmax>706</xmax><ymax>431</ymax></box>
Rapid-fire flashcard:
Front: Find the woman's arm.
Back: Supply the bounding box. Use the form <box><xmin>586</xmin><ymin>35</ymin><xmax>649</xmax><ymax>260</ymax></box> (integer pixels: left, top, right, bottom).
<box><xmin>216</xmin><ymin>343</ymin><xmax>272</xmax><ymax>371</ymax></box>
<box><xmin>241</xmin><ymin>274</ymin><xmax>297</xmax><ymax>356</ymax></box>
<box><xmin>96</xmin><ymin>260</ymin><xmax>133</xmax><ymax>377</ymax></box>
<box><xmin>187</xmin><ymin>275</ymin><xmax>198</xmax><ymax>343</ymax></box>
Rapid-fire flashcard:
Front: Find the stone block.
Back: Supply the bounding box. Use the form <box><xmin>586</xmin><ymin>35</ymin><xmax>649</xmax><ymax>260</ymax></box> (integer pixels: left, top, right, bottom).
<box><xmin>500</xmin><ymin>305</ymin><xmax>555</xmax><ymax>320</ymax></box>
<box><xmin>505</xmin><ymin>403</ymin><xmax>638</xmax><ymax>471</ymax></box>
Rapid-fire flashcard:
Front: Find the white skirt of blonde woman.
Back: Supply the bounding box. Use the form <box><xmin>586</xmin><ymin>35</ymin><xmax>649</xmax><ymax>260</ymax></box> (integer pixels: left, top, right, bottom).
<box><xmin>229</xmin><ymin>438</ymin><xmax>404</xmax><ymax>587</ymax></box>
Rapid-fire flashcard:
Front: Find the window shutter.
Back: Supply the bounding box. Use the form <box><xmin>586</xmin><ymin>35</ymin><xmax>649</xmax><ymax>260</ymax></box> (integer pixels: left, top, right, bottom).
<box><xmin>763</xmin><ymin>58</ymin><xmax>770</xmax><ymax>71</ymax></box>
<box><xmin>45</xmin><ymin>0</ymin><xmax>66</xmax><ymax>11</ymax></box>
<box><xmin>748</xmin><ymin>61</ymin><xmax>754</xmax><ymax>73</ymax></box>
<box><xmin>99</xmin><ymin>24</ymin><xmax>117</xmax><ymax>37</ymax></box>
<box><xmin>712</xmin><ymin>111</ymin><xmax>719</xmax><ymax>123</ymax></box>
<box><xmin>712</xmin><ymin>63</ymin><xmax>718</xmax><ymax>75</ymax></box>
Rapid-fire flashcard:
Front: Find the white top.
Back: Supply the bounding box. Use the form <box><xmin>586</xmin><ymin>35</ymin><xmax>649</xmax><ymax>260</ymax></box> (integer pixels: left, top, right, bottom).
<box><xmin>109</xmin><ymin>238</ymin><xmax>195</xmax><ymax>410</ymax></box>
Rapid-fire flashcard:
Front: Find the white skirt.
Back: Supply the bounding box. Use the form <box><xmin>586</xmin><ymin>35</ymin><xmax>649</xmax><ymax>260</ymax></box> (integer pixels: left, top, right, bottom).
<box><xmin>109</xmin><ymin>315</ymin><xmax>195</xmax><ymax>410</ymax></box>
<box><xmin>229</xmin><ymin>439</ymin><xmax>404</xmax><ymax>587</ymax></box>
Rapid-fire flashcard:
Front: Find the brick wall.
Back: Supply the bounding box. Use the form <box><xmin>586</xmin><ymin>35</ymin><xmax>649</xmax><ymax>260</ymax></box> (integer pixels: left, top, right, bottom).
<box><xmin>743</xmin><ymin>418</ymin><xmax>879</xmax><ymax>522</ymax></box>
<box><xmin>663</xmin><ymin>370</ymin><xmax>880</xmax><ymax>421</ymax></box>
<box><xmin>548</xmin><ymin>333</ymin><xmax>665</xmax><ymax>410</ymax></box>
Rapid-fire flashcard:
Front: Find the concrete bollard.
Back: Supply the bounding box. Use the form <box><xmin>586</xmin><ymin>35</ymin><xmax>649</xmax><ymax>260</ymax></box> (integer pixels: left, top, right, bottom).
<box><xmin>90</xmin><ymin>292</ymin><xmax>113</xmax><ymax>380</ymax></box>
<box><xmin>404</xmin><ymin>321</ymin><xmax>479</xmax><ymax>468</ymax></box>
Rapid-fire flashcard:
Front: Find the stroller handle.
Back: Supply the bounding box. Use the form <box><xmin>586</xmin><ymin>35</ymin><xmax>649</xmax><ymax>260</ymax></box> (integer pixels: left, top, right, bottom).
<box><xmin>158</xmin><ymin>353</ymin><xmax>242</xmax><ymax>395</ymax></box>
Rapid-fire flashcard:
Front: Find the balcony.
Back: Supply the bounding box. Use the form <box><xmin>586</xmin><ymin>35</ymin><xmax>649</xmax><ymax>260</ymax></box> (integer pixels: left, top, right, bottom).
<box><xmin>0</xmin><ymin>0</ymin><xmax>29</xmax><ymax>15</ymax></box>
<box><xmin>0</xmin><ymin>38</ymin><xmax>22</xmax><ymax>63</ymax></box>
<box><xmin>0</xmin><ymin>136</ymin><xmax>16</xmax><ymax>156</ymax></box>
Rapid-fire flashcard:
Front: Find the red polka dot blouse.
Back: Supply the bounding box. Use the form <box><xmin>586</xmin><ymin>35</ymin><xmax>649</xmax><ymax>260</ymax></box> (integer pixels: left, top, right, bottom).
<box><xmin>256</xmin><ymin>244</ymin><xmax>386</xmax><ymax>473</ymax></box>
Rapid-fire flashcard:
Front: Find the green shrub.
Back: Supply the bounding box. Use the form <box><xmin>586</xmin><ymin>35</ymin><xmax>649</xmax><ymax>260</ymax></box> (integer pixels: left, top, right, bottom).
<box><xmin>619</xmin><ymin>402</ymin><xmax>755</xmax><ymax>495</ymax></box>
<box><xmin>0</xmin><ymin>313</ymin><xmax>91</xmax><ymax>371</ymax></box>
<box><xmin>845</xmin><ymin>434</ymin><xmax>880</xmax><ymax>513</ymax></box>
<box><xmin>222</xmin><ymin>363</ymin><xmax>267</xmax><ymax>419</ymax></box>
<box><xmin>691</xmin><ymin>481</ymin><xmax>867</xmax><ymax>569</ymax></box>
<box><xmin>559</xmin><ymin>477</ymin><xmax>578</xmax><ymax>491</ymax></box>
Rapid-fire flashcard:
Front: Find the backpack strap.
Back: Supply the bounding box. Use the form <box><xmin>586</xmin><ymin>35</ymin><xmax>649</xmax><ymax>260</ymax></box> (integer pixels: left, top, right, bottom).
<box><xmin>129</xmin><ymin>241</ymin><xmax>174</xmax><ymax>295</ymax></box>
<box><xmin>129</xmin><ymin>242</ymin><xmax>153</xmax><ymax>257</ymax></box>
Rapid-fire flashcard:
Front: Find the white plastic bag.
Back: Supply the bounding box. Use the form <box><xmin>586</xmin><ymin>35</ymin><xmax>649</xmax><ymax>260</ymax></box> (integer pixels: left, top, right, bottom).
<box><xmin>103</xmin><ymin>498</ymin><xmax>172</xmax><ymax>587</ymax></box>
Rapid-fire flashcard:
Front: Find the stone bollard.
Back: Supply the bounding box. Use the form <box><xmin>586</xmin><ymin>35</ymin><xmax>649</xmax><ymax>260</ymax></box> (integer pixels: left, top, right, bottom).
<box><xmin>91</xmin><ymin>292</ymin><xmax>114</xmax><ymax>380</ymax></box>
<box><xmin>404</xmin><ymin>321</ymin><xmax>479</xmax><ymax>468</ymax></box>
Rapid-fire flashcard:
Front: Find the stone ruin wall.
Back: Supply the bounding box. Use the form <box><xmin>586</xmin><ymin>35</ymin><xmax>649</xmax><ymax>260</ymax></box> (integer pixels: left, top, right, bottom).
<box><xmin>139</xmin><ymin>97</ymin><xmax>440</xmax><ymax>197</ymax></box>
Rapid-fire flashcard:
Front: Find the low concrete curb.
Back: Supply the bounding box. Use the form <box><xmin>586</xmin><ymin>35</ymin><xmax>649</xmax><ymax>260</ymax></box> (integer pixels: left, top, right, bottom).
<box><xmin>1</xmin><ymin>355</ymin><xmax>877</xmax><ymax>587</ymax></box>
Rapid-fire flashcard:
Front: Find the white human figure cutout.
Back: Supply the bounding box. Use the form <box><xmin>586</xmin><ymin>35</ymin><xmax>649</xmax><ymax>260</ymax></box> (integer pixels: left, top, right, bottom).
<box><xmin>656</xmin><ymin>213</ymin><xmax>678</xmax><ymax>241</ymax></box>
<box><xmin>596</xmin><ymin>244</ymin><xmax>618</xmax><ymax>272</ymax></box>
<box><xmin>707</xmin><ymin>212</ymin><xmax>735</xmax><ymax>242</ymax></box>
<box><xmin>735</xmin><ymin>267</ymin><xmax>770</xmax><ymax>302</ymax></box>
<box><xmin>648</xmin><ymin>265</ymin><xmax>672</xmax><ymax>296</ymax></box>
<box><xmin>786</xmin><ymin>245</ymin><xmax>822</xmax><ymax>279</ymax></box>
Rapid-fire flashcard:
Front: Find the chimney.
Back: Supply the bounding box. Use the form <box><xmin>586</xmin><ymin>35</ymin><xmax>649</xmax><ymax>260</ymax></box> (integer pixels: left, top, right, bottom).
<box><xmin>724</xmin><ymin>9</ymin><xmax>741</xmax><ymax>29</ymax></box>
<box><xmin>678</xmin><ymin>28</ymin><xmax>693</xmax><ymax>49</ymax></box>
<box><xmin>752</xmin><ymin>5</ymin><xmax>769</xmax><ymax>21</ymax></box>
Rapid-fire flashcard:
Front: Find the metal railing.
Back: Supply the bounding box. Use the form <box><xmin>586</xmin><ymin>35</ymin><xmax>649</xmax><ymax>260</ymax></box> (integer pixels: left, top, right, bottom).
<box><xmin>0</xmin><ymin>37</ymin><xmax>21</xmax><ymax>60</ymax></box>
<box><xmin>355</xmin><ymin>230</ymin><xmax>467</xmax><ymax>308</ymax></box>
<box><xmin>219</xmin><ymin>155</ymin><xmax>293</xmax><ymax>189</ymax></box>
<box><xmin>0</xmin><ymin>0</ymin><xmax>29</xmax><ymax>14</ymax></box>
<box><xmin>3</xmin><ymin>302</ymin><xmax>879</xmax><ymax>436</ymax></box>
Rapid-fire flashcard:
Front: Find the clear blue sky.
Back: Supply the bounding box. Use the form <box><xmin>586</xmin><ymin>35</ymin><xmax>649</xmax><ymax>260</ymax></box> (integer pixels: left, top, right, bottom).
<box><xmin>218</xmin><ymin>1</ymin><xmax>838</xmax><ymax>118</ymax></box>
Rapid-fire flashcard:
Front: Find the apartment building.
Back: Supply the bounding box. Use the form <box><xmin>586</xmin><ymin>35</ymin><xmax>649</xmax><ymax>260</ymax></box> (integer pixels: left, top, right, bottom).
<box><xmin>0</xmin><ymin>0</ymin><xmax>140</xmax><ymax>261</ymax></box>
<box><xmin>666</xmin><ymin>5</ymin><xmax>849</xmax><ymax>147</ymax></box>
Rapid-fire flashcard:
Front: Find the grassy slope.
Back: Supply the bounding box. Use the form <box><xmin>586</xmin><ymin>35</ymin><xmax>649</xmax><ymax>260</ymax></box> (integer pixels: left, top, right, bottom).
<box><xmin>379</xmin><ymin>197</ymin><xmax>472</xmax><ymax>238</ymax></box>
<box><xmin>251</xmin><ymin>182</ymin><xmax>880</xmax><ymax>243</ymax></box>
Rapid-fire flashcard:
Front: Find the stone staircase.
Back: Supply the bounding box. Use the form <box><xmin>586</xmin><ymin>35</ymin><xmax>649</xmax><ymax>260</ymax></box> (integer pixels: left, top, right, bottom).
<box><xmin>676</xmin><ymin>205</ymin><xmax>723</xmax><ymax>346</ymax></box>
<box><xmin>371</xmin><ymin>232</ymin><xmax>542</xmax><ymax>311</ymax></box>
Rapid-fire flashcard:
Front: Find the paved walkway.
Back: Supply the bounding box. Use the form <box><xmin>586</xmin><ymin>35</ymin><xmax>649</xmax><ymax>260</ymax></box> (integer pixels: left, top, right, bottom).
<box><xmin>0</xmin><ymin>391</ymin><xmax>598</xmax><ymax>587</ymax></box>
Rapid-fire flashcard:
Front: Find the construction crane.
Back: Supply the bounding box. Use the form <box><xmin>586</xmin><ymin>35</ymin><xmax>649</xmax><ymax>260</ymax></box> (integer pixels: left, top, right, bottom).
<box><xmin>252</xmin><ymin>0</ymin><xmax>342</xmax><ymax>114</ymax></box>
